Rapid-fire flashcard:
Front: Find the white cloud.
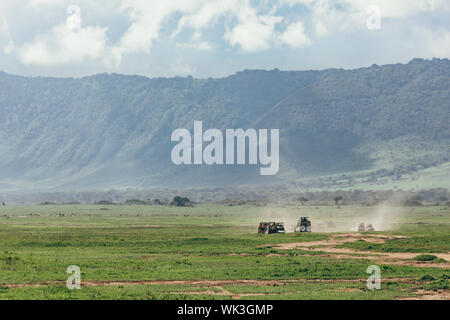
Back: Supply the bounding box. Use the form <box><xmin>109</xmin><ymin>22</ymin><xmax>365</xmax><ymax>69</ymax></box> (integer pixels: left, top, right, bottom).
<box><xmin>0</xmin><ymin>0</ymin><xmax>448</xmax><ymax>76</ymax></box>
<box><xmin>344</xmin><ymin>0</ymin><xmax>450</xmax><ymax>18</ymax></box>
<box><xmin>173</xmin><ymin>0</ymin><xmax>286</xmax><ymax>52</ymax></box>
<box><xmin>224</xmin><ymin>7</ymin><xmax>283</xmax><ymax>52</ymax></box>
<box><xmin>284</xmin><ymin>0</ymin><xmax>450</xmax><ymax>36</ymax></box>
<box><xmin>108</xmin><ymin>0</ymin><xmax>288</xmax><ymax>62</ymax></box>
<box><xmin>19</xmin><ymin>23</ymin><xmax>108</xmax><ymax>66</ymax></box>
<box><xmin>173</xmin><ymin>0</ymin><xmax>239</xmax><ymax>35</ymax></box>
<box><xmin>280</xmin><ymin>21</ymin><xmax>311</xmax><ymax>47</ymax></box>
<box><xmin>107</xmin><ymin>0</ymin><xmax>204</xmax><ymax>67</ymax></box>
<box><xmin>224</xmin><ymin>19</ymin><xmax>280</xmax><ymax>52</ymax></box>
<box><xmin>285</xmin><ymin>0</ymin><xmax>450</xmax><ymax>17</ymax></box>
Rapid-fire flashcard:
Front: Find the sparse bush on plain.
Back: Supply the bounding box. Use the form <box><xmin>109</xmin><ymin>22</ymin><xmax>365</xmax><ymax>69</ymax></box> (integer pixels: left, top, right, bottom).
<box><xmin>38</xmin><ymin>201</ymin><xmax>58</xmax><ymax>205</ymax></box>
<box><xmin>124</xmin><ymin>199</ymin><xmax>149</xmax><ymax>205</ymax></box>
<box><xmin>413</xmin><ymin>254</ymin><xmax>439</xmax><ymax>261</ymax></box>
<box><xmin>170</xmin><ymin>196</ymin><xmax>193</xmax><ymax>207</ymax></box>
<box><xmin>94</xmin><ymin>200</ymin><xmax>116</xmax><ymax>205</ymax></box>
<box><xmin>423</xmin><ymin>279</ymin><xmax>449</xmax><ymax>291</ymax></box>
<box><xmin>419</xmin><ymin>274</ymin><xmax>435</xmax><ymax>281</ymax></box>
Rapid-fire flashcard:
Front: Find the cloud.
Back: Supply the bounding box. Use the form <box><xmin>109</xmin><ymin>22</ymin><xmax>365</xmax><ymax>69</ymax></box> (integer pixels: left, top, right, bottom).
<box><xmin>0</xmin><ymin>0</ymin><xmax>448</xmax><ymax>77</ymax></box>
<box><xmin>284</xmin><ymin>0</ymin><xmax>361</xmax><ymax>36</ymax></box>
<box><xmin>224</xmin><ymin>9</ymin><xmax>283</xmax><ymax>52</ymax></box>
<box><xmin>173</xmin><ymin>0</ymin><xmax>287</xmax><ymax>52</ymax></box>
<box><xmin>285</xmin><ymin>0</ymin><xmax>450</xmax><ymax>17</ymax></box>
<box><xmin>173</xmin><ymin>0</ymin><xmax>239</xmax><ymax>35</ymax></box>
<box><xmin>279</xmin><ymin>21</ymin><xmax>311</xmax><ymax>48</ymax></box>
<box><xmin>19</xmin><ymin>23</ymin><xmax>108</xmax><ymax>66</ymax></box>
<box><xmin>106</xmin><ymin>0</ymin><xmax>290</xmax><ymax>63</ymax></box>
<box><xmin>284</xmin><ymin>0</ymin><xmax>450</xmax><ymax>36</ymax></box>
<box><xmin>344</xmin><ymin>0</ymin><xmax>450</xmax><ymax>18</ymax></box>
<box><xmin>107</xmin><ymin>0</ymin><xmax>204</xmax><ymax>67</ymax></box>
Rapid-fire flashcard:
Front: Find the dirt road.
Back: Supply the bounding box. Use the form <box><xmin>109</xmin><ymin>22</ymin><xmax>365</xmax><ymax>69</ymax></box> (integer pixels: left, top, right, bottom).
<box><xmin>272</xmin><ymin>233</ymin><xmax>450</xmax><ymax>268</ymax></box>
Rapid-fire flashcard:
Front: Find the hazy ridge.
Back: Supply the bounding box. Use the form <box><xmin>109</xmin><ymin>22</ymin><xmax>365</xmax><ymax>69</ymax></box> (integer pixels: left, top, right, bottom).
<box><xmin>0</xmin><ymin>58</ymin><xmax>448</xmax><ymax>191</ymax></box>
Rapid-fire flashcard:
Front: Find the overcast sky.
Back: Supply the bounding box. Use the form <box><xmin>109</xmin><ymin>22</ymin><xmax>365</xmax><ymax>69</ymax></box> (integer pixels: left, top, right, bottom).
<box><xmin>0</xmin><ymin>0</ymin><xmax>449</xmax><ymax>78</ymax></box>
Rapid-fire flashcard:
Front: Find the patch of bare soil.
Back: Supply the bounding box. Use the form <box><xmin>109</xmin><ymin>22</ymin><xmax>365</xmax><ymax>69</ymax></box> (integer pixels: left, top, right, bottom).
<box><xmin>173</xmin><ymin>290</ymin><xmax>227</xmax><ymax>297</ymax></box>
<box><xmin>3</xmin><ymin>278</ymin><xmax>419</xmax><ymax>289</ymax></box>
<box><xmin>1</xmin><ymin>279</ymin><xmax>291</xmax><ymax>289</ymax></box>
<box><xmin>8</xmin><ymin>279</ymin><xmax>444</xmax><ymax>300</ymax></box>
<box><xmin>328</xmin><ymin>288</ymin><xmax>362</xmax><ymax>293</ymax></box>
<box><xmin>3</xmin><ymin>283</ymin><xmax>52</xmax><ymax>289</ymax></box>
<box><xmin>172</xmin><ymin>287</ymin><xmax>289</xmax><ymax>299</ymax></box>
<box><xmin>127</xmin><ymin>225</ymin><xmax>164</xmax><ymax>229</ymax></box>
<box><xmin>139</xmin><ymin>256</ymin><xmax>158</xmax><ymax>260</ymax></box>
<box><xmin>400</xmin><ymin>289</ymin><xmax>450</xmax><ymax>300</ymax></box>
<box><xmin>226</xmin><ymin>253</ymin><xmax>289</xmax><ymax>257</ymax></box>
<box><xmin>275</xmin><ymin>233</ymin><xmax>408</xmax><ymax>250</ymax></box>
<box><xmin>272</xmin><ymin>233</ymin><xmax>450</xmax><ymax>268</ymax></box>
<box><xmin>80</xmin><ymin>279</ymin><xmax>300</xmax><ymax>287</ymax></box>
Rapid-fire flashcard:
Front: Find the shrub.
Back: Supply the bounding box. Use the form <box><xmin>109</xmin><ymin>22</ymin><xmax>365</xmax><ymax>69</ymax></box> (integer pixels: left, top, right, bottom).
<box><xmin>423</xmin><ymin>280</ymin><xmax>449</xmax><ymax>291</ymax></box>
<box><xmin>413</xmin><ymin>254</ymin><xmax>439</xmax><ymax>261</ymax></box>
<box><xmin>124</xmin><ymin>199</ymin><xmax>149</xmax><ymax>205</ymax></box>
<box><xmin>419</xmin><ymin>275</ymin><xmax>435</xmax><ymax>281</ymax></box>
<box><xmin>170</xmin><ymin>196</ymin><xmax>193</xmax><ymax>207</ymax></box>
<box><xmin>94</xmin><ymin>200</ymin><xmax>116</xmax><ymax>205</ymax></box>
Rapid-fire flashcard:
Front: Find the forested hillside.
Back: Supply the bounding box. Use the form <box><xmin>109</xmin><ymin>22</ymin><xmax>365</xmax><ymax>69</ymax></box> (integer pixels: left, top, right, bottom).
<box><xmin>0</xmin><ymin>58</ymin><xmax>448</xmax><ymax>191</ymax></box>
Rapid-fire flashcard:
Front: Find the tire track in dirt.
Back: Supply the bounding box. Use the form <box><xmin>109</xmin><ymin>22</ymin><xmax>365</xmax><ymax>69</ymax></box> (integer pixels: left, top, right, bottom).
<box><xmin>271</xmin><ymin>233</ymin><xmax>450</xmax><ymax>268</ymax></box>
<box><xmin>1</xmin><ymin>277</ymin><xmax>422</xmax><ymax>289</ymax></box>
<box><xmin>4</xmin><ymin>279</ymin><xmax>447</xmax><ymax>300</ymax></box>
<box><xmin>170</xmin><ymin>287</ymin><xmax>292</xmax><ymax>299</ymax></box>
<box><xmin>400</xmin><ymin>289</ymin><xmax>450</xmax><ymax>300</ymax></box>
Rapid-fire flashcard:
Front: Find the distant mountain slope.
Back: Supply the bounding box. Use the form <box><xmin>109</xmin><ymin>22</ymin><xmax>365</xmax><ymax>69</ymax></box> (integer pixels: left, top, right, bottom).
<box><xmin>0</xmin><ymin>58</ymin><xmax>448</xmax><ymax>191</ymax></box>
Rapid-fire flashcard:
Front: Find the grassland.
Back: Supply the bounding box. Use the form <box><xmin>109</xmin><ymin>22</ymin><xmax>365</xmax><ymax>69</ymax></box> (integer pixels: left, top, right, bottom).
<box><xmin>0</xmin><ymin>203</ymin><xmax>449</xmax><ymax>300</ymax></box>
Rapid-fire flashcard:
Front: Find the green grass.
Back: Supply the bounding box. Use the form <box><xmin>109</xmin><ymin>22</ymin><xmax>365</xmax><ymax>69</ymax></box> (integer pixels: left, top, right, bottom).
<box><xmin>422</xmin><ymin>279</ymin><xmax>449</xmax><ymax>291</ymax></box>
<box><xmin>337</xmin><ymin>234</ymin><xmax>450</xmax><ymax>253</ymax></box>
<box><xmin>0</xmin><ymin>204</ymin><xmax>449</xmax><ymax>299</ymax></box>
